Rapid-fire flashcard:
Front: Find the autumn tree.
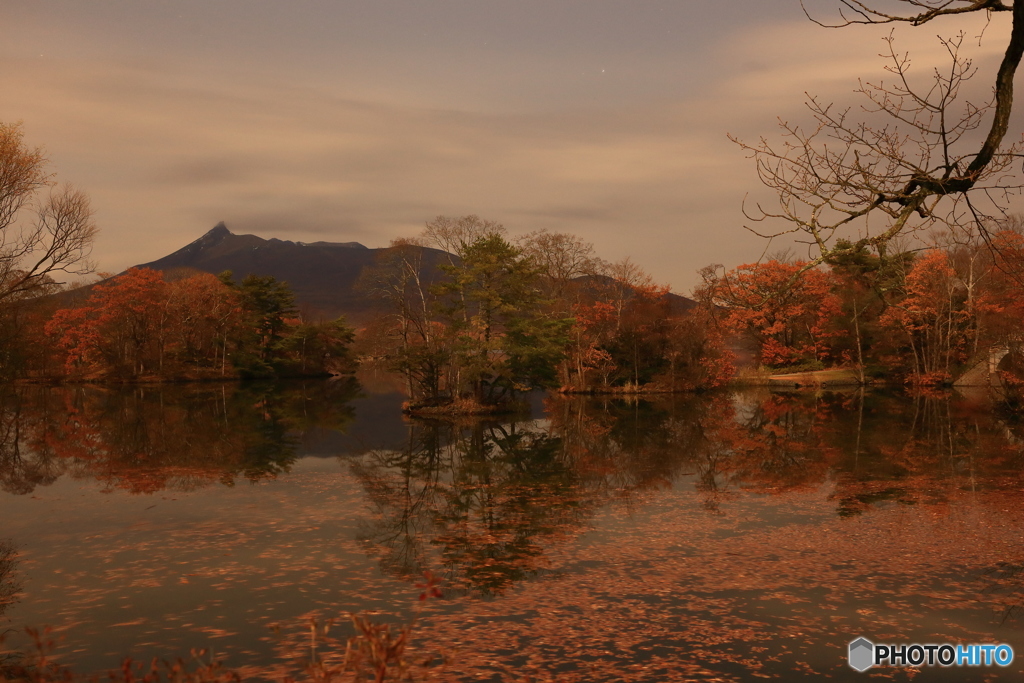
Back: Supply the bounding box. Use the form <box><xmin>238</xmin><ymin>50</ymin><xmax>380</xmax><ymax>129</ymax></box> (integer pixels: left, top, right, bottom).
<box><xmin>600</xmin><ymin>279</ymin><xmax>674</xmax><ymax>388</ymax></box>
<box><xmin>558</xmin><ymin>260</ymin><xmax>726</xmax><ymax>392</ymax></box>
<box><xmin>516</xmin><ymin>229</ymin><xmax>605</xmax><ymax>302</ymax></box>
<box><xmin>370</xmin><ymin>216</ymin><xmax>572</xmax><ymax>409</ymax></box>
<box><xmin>422</xmin><ymin>214</ymin><xmax>505</xmax><ymax>330</ymax></box>
<box><xmin>0</xmin><ymin>123</ymin><xmax>97</xmax><ymax>378</ymax></box>
<box><xmin>967</xmin><ymin>225</ymin><xmax>1024</xmax><ymax>370</ymax></box>
<box><xmin>46</xmin><ymin>267</ymin><xmax>168</xmax><ymax>378</ymax></box>
<box><xmin>879</xmin><ymin>248</ymin><xmax>972</xmax><ymax>382</ymax></box>
<box><xmin>45</xmin><ymin>268</ymin><xmax>350</xmax><ymax>380</ymax></box>
<box><xmin>562</xmin><ymin>299</ymin><xmax>619</xmax><ymax>391</ymax></box>
<box><xmin>367</xmin><ymin>219</ymin><xmax>737</xmax><ymax>398</ymax></box>
<box><xmin>163</xmin><ymin>272</ymin><xmax>243</xmax><ymax>375</ymax></box>
<box><xmin>703</xmin><ymin>260</ymin><xmax>843</xmax><ymax>369</ymax></box>
<box><xmin>661</xmin><ymin>307</ymin><xmax>736</xmax><ymax>390</ymax></box>
<box><xmin>824</xmin><ymin>239</ymin><xmax>914</xmax><ymax>380</ymax></box>
<box><xmin>735</xmin><ymin>1</ymin><xmax>1024</xmax><ymax>276</ymax></box>
<box><xmin>277</xmin><ymin>318</ymin><xmax>355</xmax><ymax>376</ymax></box>
<box><xmin>559</xmin><ymin>258</ymin><xmax>661</xmax><ymax>391</ymax></box>
<box><xmin>423</xmin><ymin>214</ymin><xmax>505</xmax><ymax>266</ymax></box>
<box><xmin>359</xmin><ymin>239</ymin><xmax>451</xmax><ymax>401</ymax></box>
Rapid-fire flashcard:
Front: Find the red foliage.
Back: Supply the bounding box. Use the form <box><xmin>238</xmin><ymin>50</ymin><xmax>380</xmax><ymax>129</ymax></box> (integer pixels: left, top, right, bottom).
<box><xmin>879</xmin><ymin>249</ymin><xmax>970</xmax><ymax>383</ymax></box>
<box><xmin>46</xmin><ymin>268</ymin><xmax>168</xmax><ymax>377</ymax></box>
<box><xmin>711</xmin><ymin>260</ymin><xmax>842</xmax><ymax>367</ymax></box>
<box><xmin>45</xmin><ymin>269</ymin><xmax>243</xmax><ymax>380</ymax></box>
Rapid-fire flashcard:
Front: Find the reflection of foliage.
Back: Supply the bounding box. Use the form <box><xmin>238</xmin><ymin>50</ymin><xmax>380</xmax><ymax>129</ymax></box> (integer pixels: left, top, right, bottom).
<box><xmin>353</xmin><ymin>388</ymin><xmax>1024</xmax><ymax>596</ymax></box>
<box><xmin>0</xmin><ymin>538</ymin><xmax>20</xmax><ymax>672</ymax></box>
<box><xmin>435</xmin><ymin>422</ymin><xmax>581</xmax><ymax>594</ymax></box>
<box><xmin>350</xmin><ymin>389</ymin><xmax>1024</xmax><ymax>598</ymax></box>
<box><xmin>835</xmin><ymin>487</ymin><xmax>915</xmax><ymax>518</ymax></box>
<box><xmin>354</xmin><ymin>396</ymin><xmax>747</xmax><ymax>595</ymax></box>
<box><xmin>0</xmin><ymin>379</ymin><xmax>359</xmax><ymax>495</ymax></box>
<box><xmin>0</xmin><ymin>393</ymin><xmax>64</xmax><ymax>495</ymax></box>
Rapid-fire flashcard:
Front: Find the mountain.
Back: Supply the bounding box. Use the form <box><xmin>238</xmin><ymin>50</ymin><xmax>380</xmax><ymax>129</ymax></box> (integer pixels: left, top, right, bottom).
<box><xmin>135</xmin><ymin>223</ymin><xmax>451</xmax><ymax>323</ymax></box>
<box><xmin>134</xmin><ymin>223</ymin><xmax>698</xmax><ymax>323</ymax></box>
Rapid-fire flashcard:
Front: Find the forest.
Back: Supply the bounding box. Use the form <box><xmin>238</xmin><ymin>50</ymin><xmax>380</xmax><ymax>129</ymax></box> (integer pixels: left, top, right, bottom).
<box><xmin>10</xmin><ymin>210</ymin><xmax>1024</xmax><ymax>411</ymax></box>
<box><xmin>356</xmin><ymin>214</ymin><xmax>1024</xmax><ymax>408</ymax></box>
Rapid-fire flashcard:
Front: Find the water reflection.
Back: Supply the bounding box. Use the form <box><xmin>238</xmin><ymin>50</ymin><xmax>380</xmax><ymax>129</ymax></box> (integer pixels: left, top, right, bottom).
<box><xmin>351</xmin><ymin>419</ymin><xmax>595</xmax><ymax>595</ymax></box>
<box><xmin>0</xmin><ymin>380</ymin><xmax>359</xmax><ymax>495</ymax></box>
<box><xmin>349</xmin><ymin>389</ymin><xmax>1024</xmax><ymax>598</ymax></box>
<box><xmin>3</xmin><ymin>384</ymin><xmax>1024</xmax><ymax>678</ymax></box>
<box><xmin>553</xmin><ymin>390</ymin><xmax>1024</xmax><ymax>514</ymax></box>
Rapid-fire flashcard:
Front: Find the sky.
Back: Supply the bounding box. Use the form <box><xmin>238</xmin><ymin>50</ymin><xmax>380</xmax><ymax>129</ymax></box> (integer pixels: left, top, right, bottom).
<box><xmin>1</xmin><ymin>1</ymin><xmax>1019</xmax><ymax>294</ymax></box>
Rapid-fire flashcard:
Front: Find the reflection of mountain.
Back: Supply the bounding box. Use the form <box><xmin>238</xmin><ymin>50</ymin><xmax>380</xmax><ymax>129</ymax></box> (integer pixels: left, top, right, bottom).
<box><xmin>0</xmin><ymin>381</ymin><xmax>360</xmax><ymax>495</ymax></box>
<box><xmin>135</xmin><ymin>223</ymin><xmax>452</xmax><ymax>323</ymax></box>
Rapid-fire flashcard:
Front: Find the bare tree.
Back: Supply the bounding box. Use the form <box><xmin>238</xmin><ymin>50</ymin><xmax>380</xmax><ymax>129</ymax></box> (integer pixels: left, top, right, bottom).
<box><xmin>0</xmin><ymin>123</ymin><xmax>96</xmax><ymax>302</ymax></box>
<box><xmin>516</xmin><ymin>229</ymin><xmax>604</xmax><ymax>298</ymax></box>
<box><xmin>734</xmin><ymin>0</ymin><xmax>1024</xmax><ymax>274</ymax></box>
<box><xmin>422</xmin><ymin>214</ymin><xmax>504</xmax><ymax>266</ymax></box>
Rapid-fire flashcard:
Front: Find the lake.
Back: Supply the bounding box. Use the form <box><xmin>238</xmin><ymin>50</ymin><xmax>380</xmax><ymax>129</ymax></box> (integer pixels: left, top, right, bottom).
<box><xmin>1</xmin><ymin>380</ymin><xmax>1023</xmax><ymax>681</ymax></box>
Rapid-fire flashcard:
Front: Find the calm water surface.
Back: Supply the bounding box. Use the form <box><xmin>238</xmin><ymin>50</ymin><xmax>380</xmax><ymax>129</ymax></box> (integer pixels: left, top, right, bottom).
<box><xmin>1</xmin><ymin>380</ymin><xmax>1023</xmax><ymax>681</ymax></box>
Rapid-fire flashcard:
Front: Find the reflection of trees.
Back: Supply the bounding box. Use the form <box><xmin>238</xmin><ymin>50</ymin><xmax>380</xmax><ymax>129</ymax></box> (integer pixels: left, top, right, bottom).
<box><xmin>352</xmin><ymin>397</ymin><xmax>724</xmax><ymax>595</ymax></box>
<box><xmin>826</xmin><ymin>391</ymin><xmax>1024</xmax><ymax>515</ymax></box>
<box><xmin>352</xmin><ymin>388</ymin><xmax>1024</xmax><ymax>595</ymax></box>
<box><xmin>981</xmin><ymin>561</ymin><xmax>1024</xmax><ymax>625</ymax></box>
<box><xmin>0</xmin><ymin>379</ymin><xmax>359</xmax><ymax>495</ymax></box>
<box><xmin>0</xmin><ymin>393</ymin><xmax>63</xmax><ymax>495</ymax></box>
<box><xmin>551</xmin><ymin>392</ymin><xmax>840</xmax><ymax>510</ymax></box>
<box><xmin>351</xmin><ymin>393</ymin><xmax>849</xmax><ymax>594</ymax></box>
<box><xmin>352</xmin><ymin>419</ymin><xmax>595</xmax><ymax>596</ymax></box>
<box><xmin>0</xmin><ymin>540</ymin><xmax>19</xmax><ymax>673</ymax></box>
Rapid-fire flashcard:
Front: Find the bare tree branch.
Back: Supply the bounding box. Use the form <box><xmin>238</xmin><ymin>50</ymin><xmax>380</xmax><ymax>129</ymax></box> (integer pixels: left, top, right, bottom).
<box><xmin>0</xmin><ymin>124</ymin><xmax>97</xmax><ymax>303</ymax></box>
<box><xmin>733</xmin><ymin>2</ymin><xmax>1024</xmax><ymax>282</ymax></box>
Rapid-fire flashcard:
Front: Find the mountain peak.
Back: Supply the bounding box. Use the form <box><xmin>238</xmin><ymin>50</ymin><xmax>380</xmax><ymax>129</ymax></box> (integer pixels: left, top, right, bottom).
<box><xmin>204</xmin><ymin>222</ymin><xmax>232</xmax><ymax>240</ymax></box>
<box><xmin>134</xmin><ymin>225</ymin><xmax>454</xmax><ymax>323</ymax></box>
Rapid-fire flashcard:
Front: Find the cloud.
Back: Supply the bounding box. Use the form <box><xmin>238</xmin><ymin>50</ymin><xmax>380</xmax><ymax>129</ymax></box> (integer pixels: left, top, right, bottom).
<box><xmin>0</xmin><ymin>8</ymin><xmax>1020</xmax><ymax>293</ymax></box>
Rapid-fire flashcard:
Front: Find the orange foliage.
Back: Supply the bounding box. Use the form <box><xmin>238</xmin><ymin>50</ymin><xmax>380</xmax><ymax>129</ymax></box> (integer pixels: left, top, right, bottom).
<box><xmin>45</xmin><ymin>269</ymin><xmax>242</xmax><ymax>380</ymax></box>
<box><xmin>879</xmin><ymin>249</ymin><xmax>970</xmax><ymax>383</ymax></box>
<box><xmin>46</xmin><ymin>268</ymin><xmax>167</xmax><ymax>377</ymax></box>
<box><xmin>711</xmin><ymin>260</ymin><xmax>842</xmax><ymax>368</ymax></box>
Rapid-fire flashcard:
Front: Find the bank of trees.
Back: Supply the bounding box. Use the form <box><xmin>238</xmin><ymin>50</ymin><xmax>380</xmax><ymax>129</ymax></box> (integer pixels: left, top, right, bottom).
<box><xmin>361</xmin><ymin>216</ymin><xmax>733</xmax><ymax>412</ymax></box>
<box><xmin>44</xmin><ymin>268</ymin><xmax>353</xmax><ymax>381</ymax></box>
<box><xmin>699</xmin><ymin>219</ymin><xmax>1024</xmax><ymax>385</ymax></box>
<box><xmin>25</xmin><ymin>210</ymin><xmax>1024</xmax><ymax>392</ymax></box>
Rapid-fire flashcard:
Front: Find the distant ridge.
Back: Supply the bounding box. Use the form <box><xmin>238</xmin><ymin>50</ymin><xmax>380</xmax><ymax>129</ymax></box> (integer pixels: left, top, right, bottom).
<box><xmin>135</xmin><ymin>223</ymin><xmax>448</xmax><ymax>323</ymax></box>
<box><xmin>133</xmin><ymin>223</ymin><xmax>698</xmax><ymax>324</ymax></box>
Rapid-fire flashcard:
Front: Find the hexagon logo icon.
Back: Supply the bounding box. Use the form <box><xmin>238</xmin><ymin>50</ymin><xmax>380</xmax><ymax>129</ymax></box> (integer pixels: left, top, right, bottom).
<box><xmin>848</xmin><ymin>637</ymin><xmax>875</xmax><ymax>672</ymax></box>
